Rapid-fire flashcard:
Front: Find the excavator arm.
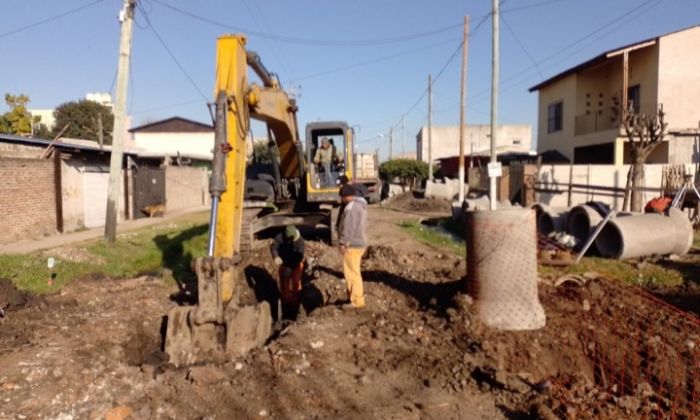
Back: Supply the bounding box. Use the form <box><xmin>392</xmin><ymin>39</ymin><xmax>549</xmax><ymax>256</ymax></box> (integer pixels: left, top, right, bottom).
<box><xmin>165</xmin><ymin>34</ymin><xmax>305</xmax><ymax>366</ymax></box>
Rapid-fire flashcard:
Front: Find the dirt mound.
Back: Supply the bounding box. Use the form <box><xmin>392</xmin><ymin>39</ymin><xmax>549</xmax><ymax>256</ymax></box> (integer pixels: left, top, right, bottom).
<box><xmin>0</xmin><ymin>278</ymin><xmax>33</xmax><ymax>311</ymax></box>
<box><xmin>387</xmin><ymin>192</ymin><xmax>452</xmax><ymax>214</ymax></box>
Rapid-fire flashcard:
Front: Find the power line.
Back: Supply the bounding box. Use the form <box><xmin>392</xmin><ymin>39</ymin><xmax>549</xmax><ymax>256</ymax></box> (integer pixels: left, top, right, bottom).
<box><xmin>286</xmin><ymin>36</ymin><xmax>460</xmax><ymax>83</ymax></box>
<box><xmin>138</xmin><ymin>4</ymin><xmax>209</xmax><ymax>101</ymax></box>
<box><xmin>150</xmin><ymin>0</ymin><xmax>461</xmax><ymax>47</ymax></box>
<box><xmin>0</xmin><ymin>0</ymin><xmax>106</xmax><ymax>38</ymax></box>
<box><xmin>501</xmin><ymin>14</ymin><xmax>544</xmax><ymax>80</ymax></box>
<box><xmin>502</xmin><ymin>0</ymin><xmax>570</xmax><ymax>14</ymax></box>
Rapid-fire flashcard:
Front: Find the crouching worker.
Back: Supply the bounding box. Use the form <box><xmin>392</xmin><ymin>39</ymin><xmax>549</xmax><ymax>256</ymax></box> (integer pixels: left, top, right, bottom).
<box><xmin>270</xmin><ymin>225</ymin><xmax>305</xmax><ymax>319</ymax></box>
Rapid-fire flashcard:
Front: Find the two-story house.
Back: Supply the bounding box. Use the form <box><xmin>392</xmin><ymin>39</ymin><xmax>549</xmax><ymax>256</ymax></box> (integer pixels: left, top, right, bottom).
<box><xmin>530</xmin><ymin>25</ymin><xmax>700</xmax><ymax>165</ymax></box>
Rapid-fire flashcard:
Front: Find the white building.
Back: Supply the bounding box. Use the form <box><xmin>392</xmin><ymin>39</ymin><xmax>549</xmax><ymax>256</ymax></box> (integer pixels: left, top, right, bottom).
<box><xmin>415</xmin><ymin>124</ymin><xmax>533</xmax><ymax>162</ymax></box>
<box><xmin>128</xmin><ymin>116</ymin><xmax>214</xmax><ymax>159</ymax></box>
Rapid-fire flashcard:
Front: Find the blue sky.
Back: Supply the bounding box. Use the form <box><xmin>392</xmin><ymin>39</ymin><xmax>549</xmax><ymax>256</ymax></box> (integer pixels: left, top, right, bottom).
<box><xmin>1</xmin><ymin>0</ymin><xmax>698</xmax><ymax>160</ymax></box>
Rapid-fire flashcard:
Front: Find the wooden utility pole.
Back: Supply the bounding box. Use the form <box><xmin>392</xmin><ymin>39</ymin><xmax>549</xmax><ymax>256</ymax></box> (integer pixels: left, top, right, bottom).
<box><xmin>458</xmin><ymin>16</ymin><xmax>469</xmax><ymax>203</ymax></box>
<box><xmin>401</xmin><ymin>115</ymin><xmax>405</xmax><ymax>156</ymax></box>
<box><xmin>105</xmin><ymin>0</ymin><xmax>137</xmax><ymax>243</ymax></box>
<box><xmin>97</xmin><ymin>113</ymin><xmax>104</xmax><ymax>149</ymax></box>
<box><xmin>428</xmin><ymin>74</ymin><xmax>433</xmax><ymax>181</ymax></box>
<box><xmin>389</xmin><ymin>127</ymin><xmax>394</xmax><ymax>160</ymax></box>
<box><xmin>489</xmin><ymin>0</ymin><xmax>499</xmax><ymax>210</ymax></box>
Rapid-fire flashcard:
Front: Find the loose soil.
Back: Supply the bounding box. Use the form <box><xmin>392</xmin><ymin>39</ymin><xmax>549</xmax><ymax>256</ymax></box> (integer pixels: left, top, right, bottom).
<box><xmin>384</xmin><ymin>192</ymin><xmax>453</xmax><ymax>215</ymax></box>
<box><xmin>1</xmin><ymin>207</ymin><xmax>699</xmax><ymax>419</ymax></box>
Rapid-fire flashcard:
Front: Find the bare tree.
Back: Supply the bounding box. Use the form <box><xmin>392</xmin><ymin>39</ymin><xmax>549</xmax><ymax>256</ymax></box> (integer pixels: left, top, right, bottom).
<box><xmin>620</xmin><ymin>102</ymin><xmax>667</xmax><ymax>212</ymax></box>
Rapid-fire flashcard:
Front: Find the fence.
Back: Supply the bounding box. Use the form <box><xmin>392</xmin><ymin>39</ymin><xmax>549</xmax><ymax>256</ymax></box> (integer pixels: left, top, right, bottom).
<box><xmin>525</xmin><ymin>164</ymin><xmax>697</xmax><ymax>210</ymax></box>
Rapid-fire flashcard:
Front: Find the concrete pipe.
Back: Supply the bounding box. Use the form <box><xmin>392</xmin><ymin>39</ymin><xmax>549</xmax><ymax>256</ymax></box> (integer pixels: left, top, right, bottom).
<box><xmin>465</xmin><ymin>208</ymin><xmax>546</xmax><ymax>331</ymax></box>
<box><xmin>566</xmin><ymin>204</ymin><xmax>605</xmax><ymax>242</ymax></box>
<box><xmin>594</xmin><ymin>208</ymin><xmax>693</xmax><ymax>259</ymax></box>
<box><xmin>530</xmin><ymin>203</ymin><xmax>570</xmax><ymax>235</ymax></box>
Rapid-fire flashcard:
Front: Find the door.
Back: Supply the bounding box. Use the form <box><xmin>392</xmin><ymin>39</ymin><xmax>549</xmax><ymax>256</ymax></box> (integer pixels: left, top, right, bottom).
<box><xmin>132</xmin><ymin>167</ymin><xmax>166</xmax><ymax>219</ymax></box>
<box><xmin>83</xmin><ymin>171</ymin><xmax>109</xmax><ymax>228</ymax></box>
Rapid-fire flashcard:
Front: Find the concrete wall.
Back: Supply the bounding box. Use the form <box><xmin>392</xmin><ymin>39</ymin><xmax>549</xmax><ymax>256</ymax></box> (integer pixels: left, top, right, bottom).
<box><xmin>0</xmin><ymin>158</ymin><xmax>57</xmax><ymax>243</ymax></box>
<box><xmin>165</xmin><ymin>166</ymin><xmax>209</xmax><ymax>212</ymax></box>
<box><xmin>533</xmin><ymin>163</ymin><xmax>696</xmax><ymax>210</ymax></box>
<box><xmin>416</xmin><ymin>124</ymin><xmax>532</xmax><ymax>162</ymax></box>
<box><xmin>658</xmin><ymin>26</ymin><xmax>700</xmax><ymax>131</ymax></box>
<box><xmin>60</xmin><ymin>158</ymin><xmax>127</xmax><ymax>231</ymax></box>
<box><xmin>133</xmin><ymin>132</ymin><xmax>214</xmax><ymax>157</ymax></box>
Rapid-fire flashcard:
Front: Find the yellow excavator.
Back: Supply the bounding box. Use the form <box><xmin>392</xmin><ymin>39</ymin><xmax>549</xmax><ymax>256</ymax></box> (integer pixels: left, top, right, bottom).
<box><xmin>164</xmin><ymin>35</ymin><xmax>354</xmax><ymax>365</ymax></box>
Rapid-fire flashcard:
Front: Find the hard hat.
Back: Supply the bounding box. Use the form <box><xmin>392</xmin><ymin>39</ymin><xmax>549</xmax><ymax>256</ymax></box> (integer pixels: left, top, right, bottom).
<box><xmin>284</xmin><ymin>225</ymin><xmax>298</xmax><ymax>239</ymax></box>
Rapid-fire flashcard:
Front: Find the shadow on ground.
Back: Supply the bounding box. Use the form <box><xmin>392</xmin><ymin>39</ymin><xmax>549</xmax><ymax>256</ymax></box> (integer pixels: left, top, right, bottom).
<box><xmin>153</xmin><ymin>224</ymin><xmax>208</xmax><ymax>305</ymax></box>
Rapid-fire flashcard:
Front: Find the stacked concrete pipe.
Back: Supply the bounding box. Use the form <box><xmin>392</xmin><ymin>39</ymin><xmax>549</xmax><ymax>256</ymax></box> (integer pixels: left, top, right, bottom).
<box><xmin>530</xmin><ymin>203</ymin><xmax>570</xmax><ymax>235</ymax></box>
<box><xmin>465</xmin><ymin>208</ymin><xmax>546</xmax><ymax>331</ymax></box>
<box><xmin>594</xmin><ymin>208</ymin><xmax>693</xmax><ymax>259</ymax></box>
<box><xmin>566</xmin><ymin>203</ymin><xmax>606</xmax><ymax>244</ymax></box>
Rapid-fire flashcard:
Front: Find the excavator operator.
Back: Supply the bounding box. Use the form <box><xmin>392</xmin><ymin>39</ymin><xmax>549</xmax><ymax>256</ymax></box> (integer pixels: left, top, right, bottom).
<box><xmin>314</xmin><ymin>137</ymin><xmax>335</xmax><ymax>186</ymax></box>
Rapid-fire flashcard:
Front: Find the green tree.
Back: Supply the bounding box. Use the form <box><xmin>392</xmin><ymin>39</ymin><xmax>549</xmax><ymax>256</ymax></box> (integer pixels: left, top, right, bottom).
<box><xmin>52</xmin><ymin>99</ymin><xmax>114</xmax><ymax>144</ymax></box>
<box><xmin>379</xmin><ymin>159</ymin><xmax>429</xmax><ymax>189</ymax></box>
<box><xmin>252</xmin><ymin>140</ymin><xmax>273</xmax><ymax>163</ymax></box>
<box><xmin>1</xmin><ymin>93</ymin><xmax>39</xmax><ymax>135</ymax></box>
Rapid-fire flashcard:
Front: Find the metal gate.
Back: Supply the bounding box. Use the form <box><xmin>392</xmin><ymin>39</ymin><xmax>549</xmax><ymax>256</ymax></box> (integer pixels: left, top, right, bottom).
<box><xmin>132</xmin><ymin>167</ymin><xmax>166</xmax><ymax>219</ymax></box>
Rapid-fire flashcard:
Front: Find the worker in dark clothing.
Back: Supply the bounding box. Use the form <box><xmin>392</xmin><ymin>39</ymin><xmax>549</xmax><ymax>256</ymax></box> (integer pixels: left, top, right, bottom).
<box><xmin>270</xmin><ymin>225</ymin><xmax>305</xmax><ymax>319</ymax></box>
<box><xmin>335</xmin><ymin>175</ymin><xmax>368</xmax><ymax>233</ymax></box>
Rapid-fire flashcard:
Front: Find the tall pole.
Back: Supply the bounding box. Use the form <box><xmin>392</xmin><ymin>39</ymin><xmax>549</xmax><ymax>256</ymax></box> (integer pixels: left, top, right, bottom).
<box><xmin>105</xmin><ymin>0</ymin><xmax>137</xmax><ymax>242</ymax></box>
<box><xmin>489</xmin><ymin>0</ymin><xmax>499</xmax><ymax>210</ymax></box>
<box><xmin>389</xmin><ymin>127</ymin><xmax>394</xmax><ymax>160</ymax></box>
<box><xmin>428</xmin><ymin>74</ymin><xmax>433</xmax><ymax>181</ymax></box>
<box><xmin>401</xmin><ymin>115</ymin><xmax>405</xmax><ymax>156</ymax></box>
<box><xmin>458</xmin><ymin>16</ymin><xmax>469</xmax><ymax>203</ymax></box>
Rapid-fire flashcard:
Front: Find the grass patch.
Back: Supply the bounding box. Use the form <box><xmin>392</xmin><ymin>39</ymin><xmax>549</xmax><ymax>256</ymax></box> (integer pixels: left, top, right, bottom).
<box><xmin>0</xmin><ymin>217</ymin><xmax>210</xmax><ymax>294</ymax></box>
<box><xmin>539</xmin><ymin>256</ymin><xmax>684</xmax><ymax>287</ymax></box>
<box><xmin>399</xmin><ymin>219</ymin><xmax>466</xmax><ymax>256</ymax></box>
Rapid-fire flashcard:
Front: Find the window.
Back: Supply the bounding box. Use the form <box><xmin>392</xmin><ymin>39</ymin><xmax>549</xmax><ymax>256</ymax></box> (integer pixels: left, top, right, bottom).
<box><xmin>512</xmin><ymin>139</ymin><xmax>521</xmax><ymax>145</ymax></box>
<box><xmin>627</xmin><ymin>84</ymin><xmax>640</xmax><ymax>113</ymax></box>
<box><xmin>547</xmin><ymin>101</ymin><xmax>563</xmax><ymax>133</ymax></box>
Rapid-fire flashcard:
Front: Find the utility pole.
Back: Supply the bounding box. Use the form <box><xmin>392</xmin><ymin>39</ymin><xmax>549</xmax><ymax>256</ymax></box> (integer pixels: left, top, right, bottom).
<box><xmin>428</xmin><ymin>74</ymin><xmax>433</xmax><ymax>181</ymax></box>
<box><xmin>401</xmin><ymin>115</ymin><xmax>405</xmax><ymax>156</ymax></box>
<box><xmin>458</xmin><ymin>15</ymin><xmax>469</xmax><ymax>203</ymax></box>
<box><xmin>389</xmin><ymin>127</ymin><xmax>394</xmax><ymax>160</ymax></box>
<box><xmin>97</xmin><ymin>113</ymin><xmax>104</xmax><ymax>149</ymax></box>
<box><xmin>489</xmin><ymin>0</ymin><xmax>500</xmax><ymax>210</ymax></box>
<box><xmin>105</xmin><ymin>0</ymin><xmax>137</xmax><ymax>243</ymax></box>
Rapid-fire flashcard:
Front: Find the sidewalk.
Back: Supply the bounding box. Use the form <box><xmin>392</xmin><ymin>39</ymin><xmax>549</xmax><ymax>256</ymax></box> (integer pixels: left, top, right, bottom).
<box><xmin>0</xmin><ymin>206</ymin><xmax>209</xmax><ymax>255</ymax></box>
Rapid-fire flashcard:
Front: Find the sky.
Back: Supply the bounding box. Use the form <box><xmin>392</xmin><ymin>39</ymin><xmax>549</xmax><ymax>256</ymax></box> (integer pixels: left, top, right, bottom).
<box><xmin>1</xmin><ymin>0</ymin><xmax>699</xmax><ymax>161</ymax></box>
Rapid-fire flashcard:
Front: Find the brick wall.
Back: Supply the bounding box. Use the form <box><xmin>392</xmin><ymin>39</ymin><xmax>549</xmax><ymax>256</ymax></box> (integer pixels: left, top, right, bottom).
<box><xmin>0</xmin><ymin>158</ymin><xmax>57</xmax><ymax>243</ymax></box>
<box><xmin>165</xmin><ymin>166</ymin><xmax>209</xmax><ymax>212</ymax></box>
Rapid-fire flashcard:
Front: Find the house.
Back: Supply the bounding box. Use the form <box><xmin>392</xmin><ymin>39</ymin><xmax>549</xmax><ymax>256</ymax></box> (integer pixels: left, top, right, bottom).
<box><xmin>0</xmin><ymin>133</ymin><xmax>211</xmax><ymax>243</ymax></box>
<box><xmin>530</xmin><ymin>25</ymin><xmax>700</xmax><ymax>165</ymax></box>
<box><xmin>129</xmin><ymin>116</ymin><xmax>214</xmax><ymax>159</ymax></box>
<box><xmin>415</xmin><ymin>124</ymin><xmax>532</xmax><ymax>163</ymax></box>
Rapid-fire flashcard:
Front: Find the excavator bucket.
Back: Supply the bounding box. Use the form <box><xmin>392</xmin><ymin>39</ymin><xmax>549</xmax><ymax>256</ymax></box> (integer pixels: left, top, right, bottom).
<box><xmin>164</xmin><ymin>256</ymin><xmax>273</xmax><ymax>367</ymax></box>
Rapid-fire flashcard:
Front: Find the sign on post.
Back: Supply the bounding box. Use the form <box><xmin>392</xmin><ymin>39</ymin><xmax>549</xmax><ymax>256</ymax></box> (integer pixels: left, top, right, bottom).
<box><xmin>487</xmin><ymin>162</ymin><xmax>502</xmax><ymax>178</ymax></box>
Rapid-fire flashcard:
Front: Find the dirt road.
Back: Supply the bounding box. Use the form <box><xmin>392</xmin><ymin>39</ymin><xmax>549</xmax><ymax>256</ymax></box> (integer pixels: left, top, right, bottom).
<box><xmin>1</xmin><ymin>203</ymin><xmax>698</xmax><ymax>419</ymax></box>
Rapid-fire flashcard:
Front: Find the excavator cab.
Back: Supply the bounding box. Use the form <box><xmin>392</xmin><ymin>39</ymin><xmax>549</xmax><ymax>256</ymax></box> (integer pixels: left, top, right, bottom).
<box><xmin>305</xmin><ymin>121</ymin><xmax>353</xmax><ymax>203</ymax></box>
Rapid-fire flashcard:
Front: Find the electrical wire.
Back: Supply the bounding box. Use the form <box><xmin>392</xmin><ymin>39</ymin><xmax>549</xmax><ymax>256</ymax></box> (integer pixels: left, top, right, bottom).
<box><xmin>150</xmin><ymin>0</ymin><xmax>462</xmax><ymax>47</ymax></box>
<box><xmin>0</xmin><ymin>0</ymin><xmax>106</xmax><ymax>38</ymax></box>
<box><xmin>137</xmin><ymin>3</ymin><xmax>209</xmax><ymax>101</ymax></box>
<box><xmin>286</xmin><ymin>36</ymin><xmax>460</xmax><ymax>83</ymax></box>
<box><xmin>502</xmin><ymin>0</ymin><xmax>570</xmax><ymax>14</ymax></box>
<box><xmin>501</xmin><ymin>14</ymin><xmax>544</xmax><ymax>80</ymax></box>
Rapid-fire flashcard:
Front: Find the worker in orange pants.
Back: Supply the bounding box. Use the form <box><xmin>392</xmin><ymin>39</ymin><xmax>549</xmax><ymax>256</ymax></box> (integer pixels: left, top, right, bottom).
<box><xmin>271</xmin><ymin>225</ymin><xmax>305</xmax><ymax>319</ymax></box>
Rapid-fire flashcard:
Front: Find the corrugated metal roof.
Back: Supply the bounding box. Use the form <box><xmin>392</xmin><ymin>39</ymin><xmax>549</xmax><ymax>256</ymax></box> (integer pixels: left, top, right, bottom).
<box><xmin>0</xmin><ymin>133</ymin><xmax>110</xmax><ymax>153</ymax></box>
